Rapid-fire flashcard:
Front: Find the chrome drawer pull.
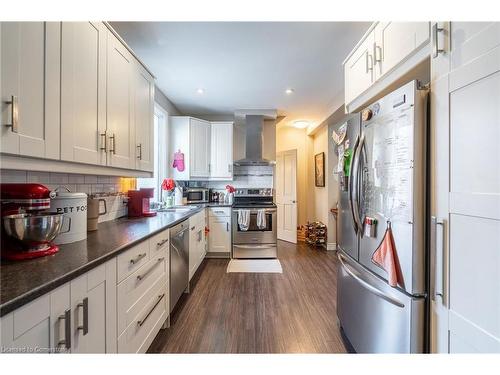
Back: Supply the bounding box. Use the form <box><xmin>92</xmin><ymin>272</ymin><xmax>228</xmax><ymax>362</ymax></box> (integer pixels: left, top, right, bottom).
<box><xmin>137</xmin><ymin>293</ymin><xmax>165</xmax><ymax>327</ymax></box>
<box><xmin>4</xmin><ymin>95</ymin><xmax>18</xmax><ymax>133</ymax></box>
<box><xmin>130</xmin><ymin>252</ymin><xmax>147</xmax><ymax>265</ymax></box>
<box><xmin>136</xmin><ymin>258</ymin><xmax>164</xmax><ymax>281</ymax></box>
<box><xmin>156</xmin><ymin>239</ymin><xmax>168</xmax><ymax>247</ymax></box>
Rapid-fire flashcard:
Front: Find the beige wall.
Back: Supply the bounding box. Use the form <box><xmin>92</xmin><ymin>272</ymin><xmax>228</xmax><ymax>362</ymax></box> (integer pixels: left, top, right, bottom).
<box><xmin>276</xmin><ymin>125</ymin><xmax>311</xmax><ymax>227</ymax></box>
<box><xmin>311</xmin><ymin>125</ymin><xmax>329</xmax><ymax>227</ymax></box>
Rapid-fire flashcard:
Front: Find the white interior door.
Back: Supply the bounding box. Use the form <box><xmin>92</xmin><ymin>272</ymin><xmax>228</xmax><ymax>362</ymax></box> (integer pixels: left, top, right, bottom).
<box><xmin>276</xmin><ymin>150</ymin><xmax>297</xmax><ymax>243</ymax></box>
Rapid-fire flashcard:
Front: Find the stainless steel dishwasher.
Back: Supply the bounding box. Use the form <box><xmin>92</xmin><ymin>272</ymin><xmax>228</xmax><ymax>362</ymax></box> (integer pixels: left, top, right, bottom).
<box><xmin>169</xmin><ymin>219</ymin><xmax>189</xmax><ymax>313</ymax></box>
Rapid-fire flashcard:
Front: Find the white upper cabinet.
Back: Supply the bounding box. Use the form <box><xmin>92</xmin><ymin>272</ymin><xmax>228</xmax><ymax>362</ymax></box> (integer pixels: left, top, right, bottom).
<box><xmin>1</xmin><ymin>22</ymin><xmax>60</xmax><ymax>159</ymax></box>
<box><xmin>133</xmin><ymin>62</ymin><xmax>155</xmax><ymax>172</ymax></box>
<box><xmin>373</xmin><ymin>22</ymin><xmax>430</xmax><ymax>80</ymax></box>
<box><xmin>344</xmin><ymin>30</ymin><xmax>375</xmax><ymax>105</ymax></box>
<box><xmin>60</xmin><ymin>22</ymin><xmax>107</xmax><ymax>166</ymax></box>
<box><xmin>190</xmin><ymin>118</ymin><xmax>211</xmax><ymax>178</ymax></box>
<box><xmin>210</xmin><ymin>122</ymin><xmax>233</xmax><ymax>180</ymax></box>
<box><xmin>106</xmin><ymin>31</ymin><xmax>136</xmax><ymax>170</ymax></box>
<box><xmin>344</xmin><ymin>22</ymin><xmax>430</xmax><ymax>110</ymax></box>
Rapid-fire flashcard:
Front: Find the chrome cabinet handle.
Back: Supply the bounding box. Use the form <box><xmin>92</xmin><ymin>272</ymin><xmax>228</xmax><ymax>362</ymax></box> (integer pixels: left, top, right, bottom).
<box><xmin>137</xmin><ymin>258</ymin><xmax>164</xmax><ymax>281</ymax></box>
<box><xmin>338</xmin><ymin>253</ymin><xmax>405</xmax><ymax>308</ymax></box>
<box><xmin>137</xmin><ymin>294</ymin><xmax>165</xmax><ymax>327</ymax></box>
<box><xmin>156</xmin><ymin>239</ymin><xmax>168</xmax><ymax>248</ymax></box>
<box><xmin>4</xmin><ymin>95</ymin><xmax>18</xmax><ymax>133</ymax></box>
<box><xmin>198</xmin><ymin>229</ymin><xmax>202</xmax><ymax>242</ymax></box>
<box><xmin>373</xmin><ymin>43</ymin><xmax>382</xmax><ymax>63</ymax></box>
<box><xmin>137</xmin><ymin>143</ymin><xmax>142</xmax><ymax>160</ymax></box>
<box><xmin>77</xmin><ymin>297</ymin><xmax>88</xmax><ymax>335</ymax></box>
<box><xmin>109</xmin><ymin>134</ymin><xmax>116</xmax><ymax>154</ymax></box>
<box><xmin>191</xmin><ymin>226</ymin><xmax>195</xmax><ymax>231</ymax></box>
<box><xmin>130</xmin><ymin>252</ymin><xmax>147</xmax><ymax>265</ymax></box>
<box><xmin>226</xmin><ymin>222</ymin><xmax>229</xmax><ymax>232</ymax></box>
<box><xmin>58</xmin><ymin>308</ymin><xmax>71</xmax><ymax>350</ymax></box>
<box><xmin>365</xmin><ymin>52</ymin><xmax>374</xmax><ymax>73</ymax></box>
<box><xmin>228</xmin><ymin>164</ymin><xmax>232</xmax><ymax>173</ymax></box>
<box><xmin>99</xmin><ymin>131</ymin><xmax>107</xmax><ymax>152</ymax></box>
<box><xmin>432</xmin><ymin>23</ymin><xmax>445</xmax><ymax>58</ymax></box>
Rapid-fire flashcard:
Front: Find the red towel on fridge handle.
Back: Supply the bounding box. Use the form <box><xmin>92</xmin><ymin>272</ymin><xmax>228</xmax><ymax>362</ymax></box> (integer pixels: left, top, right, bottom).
<box><xmin>371</xmin><ymin>221</ymin><xmax>405</xmax><ymax>288</ymax></box>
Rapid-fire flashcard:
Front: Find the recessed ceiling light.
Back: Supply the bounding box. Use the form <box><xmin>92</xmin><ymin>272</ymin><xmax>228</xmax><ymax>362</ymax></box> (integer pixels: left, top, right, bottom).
<box><xmin>293</xmin><ymin>120</ymin><xmax>309</xmax><ymax>129</ymax></box>
<box><xmin>196</xmin><ymin>88</ymin><xmax>205</xmax><ymax>94</ymax></box>
<box><xmin>285</xmin><ymin>88</ymin><xmax>294</xmax><ymax>95</ymax></box>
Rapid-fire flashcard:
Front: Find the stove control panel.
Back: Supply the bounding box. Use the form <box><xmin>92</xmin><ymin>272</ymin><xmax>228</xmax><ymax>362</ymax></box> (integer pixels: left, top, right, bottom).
<box><xmin>235</xmin><ymin>188</ymin><xmax>273</xmax><ymax>197</ymax></box>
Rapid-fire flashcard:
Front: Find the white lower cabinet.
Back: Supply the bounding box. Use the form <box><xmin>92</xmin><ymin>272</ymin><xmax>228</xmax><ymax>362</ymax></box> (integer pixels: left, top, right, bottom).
<box><xmin>0</xmin><ymin>259</ymin><xmax>116</xmax><ymax>353</ymax></box>
<box><xmin>207</xmin><ymin>208</ymin><xmax>231</xmax><ymax>256</ymax></box>
<box><xmin>116</xmin><ymin>229</ymin><xmax>169</xmax><ymax>353</ymax></box>
<box><xmin>189</xmin><ymin>210</ymin><xmax>207</xmax><ymax>280</ymax></box>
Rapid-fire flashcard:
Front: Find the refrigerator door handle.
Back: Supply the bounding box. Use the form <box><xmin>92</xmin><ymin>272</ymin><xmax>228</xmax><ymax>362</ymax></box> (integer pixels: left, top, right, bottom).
<box><xmin>338</xmin><ymin>252</ymin><xmax>405</xmax><ymax>308</ymax></box>
<box><xmin>348</xmin><ymin>134</ymin><xmax>360</xmax><ymax>234</ymax></box>
<box><xmin>351</xmin><ymin>134</ymin><xmax>365</xmax><ymax>234</ymax></box>
<box><xmin>430</xmin><ymin>216</ymin><xmax>445</xmax><ymax>301</ymax></box>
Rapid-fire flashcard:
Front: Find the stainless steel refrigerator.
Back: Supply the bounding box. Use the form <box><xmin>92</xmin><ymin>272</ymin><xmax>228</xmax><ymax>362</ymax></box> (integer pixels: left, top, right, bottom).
<box><xmin>336</xmin><ymin>80</ymin><xmax>428</xmax><ymax>353</ymax></box>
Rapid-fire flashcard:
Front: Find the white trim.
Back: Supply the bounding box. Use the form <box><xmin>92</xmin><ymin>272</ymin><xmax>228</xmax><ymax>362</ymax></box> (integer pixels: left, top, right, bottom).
<box><xmin>0</xmin><ymin>154</ymin><xmax>152</xmax><ymax>178</ymax></box>
<box><xmin>327</xmin><ymin>243</ymin><xmax>337</xmax><ymax>251</ymax></box>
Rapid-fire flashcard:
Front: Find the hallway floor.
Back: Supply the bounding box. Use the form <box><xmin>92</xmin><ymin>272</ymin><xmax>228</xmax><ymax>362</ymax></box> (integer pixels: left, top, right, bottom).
<box><xmin>148</xmin><ymin>240</ymin><xmax>347</xmax><ymax>353</ymax></box>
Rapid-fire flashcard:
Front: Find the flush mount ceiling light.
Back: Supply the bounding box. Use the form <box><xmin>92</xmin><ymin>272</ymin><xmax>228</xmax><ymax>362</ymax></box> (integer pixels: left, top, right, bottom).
<box><xmin>285</xmin><ymin>88</ymin><xmax>294</xmax><ymax>95</ymax></box>
<box><xmin>196</xmin><ymin>88</ymin><xmax>205</xmax><ymax>94</ymax></box>
<box><xmin>293</xmin><ymin>120</ymin><xmax>309</xmax><ymax>129</ymax></box>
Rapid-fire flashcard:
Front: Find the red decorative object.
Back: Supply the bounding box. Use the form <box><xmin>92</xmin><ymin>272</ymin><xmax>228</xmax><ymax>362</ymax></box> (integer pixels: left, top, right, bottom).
<box><xmin>225</xmin><ymin>185</ymin><xmax>236</xmax><ymax>193</ymax></box>
<box><xmin>161</xmin><ymin>178</ymin><xmax>176</xmax><ymax>192</ymax></box>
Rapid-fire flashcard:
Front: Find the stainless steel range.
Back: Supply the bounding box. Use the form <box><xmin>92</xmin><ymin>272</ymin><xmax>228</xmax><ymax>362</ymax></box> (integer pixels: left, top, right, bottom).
<box><xmin>231</xmin><ymin>188</ymin><xmax>277</xmax><ymax>259</ymax></box>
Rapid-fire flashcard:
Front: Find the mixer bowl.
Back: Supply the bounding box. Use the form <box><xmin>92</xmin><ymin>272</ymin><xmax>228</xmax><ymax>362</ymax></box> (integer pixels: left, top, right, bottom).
<box><xmin>3</xmin><ymin>212</ymin><xmax>65</xmax><ymax>244</ymax></box>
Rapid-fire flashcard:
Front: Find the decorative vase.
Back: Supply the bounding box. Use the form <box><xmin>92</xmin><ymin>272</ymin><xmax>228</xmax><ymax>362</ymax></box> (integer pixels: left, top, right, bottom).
<box><xmin>227</xmin><ymin>192</ymin><xmax>234</xmax><ymax>205</ymax></box>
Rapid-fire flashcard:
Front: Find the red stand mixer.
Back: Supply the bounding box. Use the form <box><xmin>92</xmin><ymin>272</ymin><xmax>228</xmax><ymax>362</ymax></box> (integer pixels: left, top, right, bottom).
<box><xmin>1</xmin><ymin>183</ymin><xmax>68</xmax><ymax>260</ymax></box>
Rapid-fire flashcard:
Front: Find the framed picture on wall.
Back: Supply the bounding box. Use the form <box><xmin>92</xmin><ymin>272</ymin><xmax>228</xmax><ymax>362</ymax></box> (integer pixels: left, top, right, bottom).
<box><xmin>315</xmin><ymin>152</ymin><xmax>325</xmax><ymax>187</ymax></box>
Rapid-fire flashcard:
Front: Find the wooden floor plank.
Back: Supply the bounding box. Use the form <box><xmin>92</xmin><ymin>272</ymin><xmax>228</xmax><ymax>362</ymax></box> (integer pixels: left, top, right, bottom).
<box><xmin>148</xmin><ymin>240</ymin><xmax>347</xmax><ymax>353</ymax></box>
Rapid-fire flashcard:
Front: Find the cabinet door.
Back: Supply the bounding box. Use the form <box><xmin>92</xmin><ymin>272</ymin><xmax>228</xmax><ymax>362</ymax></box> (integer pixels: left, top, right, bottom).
<box><xmin>134</xmin><ymin>62</ymin><xmax>155</xmax><ymax>172</ymax></box>
<box><xmin>344</xmin><ymin>30</ymin><xmax>375</xmax><ymax>105</ymax></box>
<box><xmin>61</xmin><ymin>22</ymin><xmax>107</xmax><ymax>165</ymax></box>
<box><xmin>373</xmin><ymin>22</ymin><xmax>430</xmax><ymax>80</ymax></box>
<box><xmin>210</xmin><ymin>122</ymin><xmax>233</xmax><ymax>179</ymax></box>
<box><xmin>1</xmin><ymin>22</ymin><xmax>60</xmax><ymax>159</ymax></box>
<box><xmin>50</xmin><ymin>284</ymin><xmax>72</xmax><ymax>353</ymax></box>
<box><xmin>190</xmin><ymin>118</ymin><xmax>211</xmax><ymax>178</ymax></box>
<box><xmin>107</xmin><ymin>31</ymin><xmax>135</xmax><ymax>169</ymax></box>
<box><xmin>208</xmin><ymin>216</ymin><xmax>231</xmax><ymax>254</ymax></box>
<box><xmin>70</xmin><ymin>265</ymin><xmax>107</xmax><ymax>353</ymax></box>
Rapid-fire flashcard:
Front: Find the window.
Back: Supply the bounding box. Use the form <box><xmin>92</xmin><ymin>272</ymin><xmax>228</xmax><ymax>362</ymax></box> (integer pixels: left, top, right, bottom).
<box><xmin>136</xmin><ymin>104</ymin><xmax>168</xmax><ymax>202</ymax></box>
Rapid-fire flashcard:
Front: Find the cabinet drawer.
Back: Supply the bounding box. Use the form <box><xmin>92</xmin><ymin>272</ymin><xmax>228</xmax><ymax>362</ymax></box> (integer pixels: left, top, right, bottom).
<box><xmin>117</xmin><ymin>255</ymin><xmax>166</xmax><ymax>318</ymax></box>
<box><xmin>117</xmin><ymin>279</ymin><xmax>167</xmax><ymax>353</ymax></box>
<box><xmin>149</xmin><ymin>228</ymin><xmax>170</xmax><ymax>255</ymax></box>
<box><xmin>117</xmin><ymin>273</ymin><xmax>167</xmax><ymax>335</ymax></box>
<box><xmin>208</xmin><ymin>207</ymin><xmax>231</xmax><ymax>217</ymax></box>
<box><xmin>117</xmin><ymin>241</ymin><xmax>150</xmax><ymax>283</ymax></box>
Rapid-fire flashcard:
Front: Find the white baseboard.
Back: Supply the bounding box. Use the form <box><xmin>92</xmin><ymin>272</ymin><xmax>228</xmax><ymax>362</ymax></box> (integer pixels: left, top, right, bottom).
<box><xmin>327</xmin><ymin>243</ymin><xmax>337</xmax><ymax>251</ymax></box>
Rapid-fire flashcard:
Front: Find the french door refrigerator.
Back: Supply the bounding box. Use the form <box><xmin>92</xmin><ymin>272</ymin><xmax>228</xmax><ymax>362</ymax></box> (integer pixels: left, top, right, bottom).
<box><xmin>337</xmin><ymin>80</ymin><xmax>428</xmax><ymax>353</ymax></box>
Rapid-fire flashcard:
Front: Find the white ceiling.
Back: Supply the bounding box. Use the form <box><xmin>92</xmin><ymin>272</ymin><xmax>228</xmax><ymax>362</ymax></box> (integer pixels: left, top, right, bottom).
<box><xmin>110</xmin><ymin>22</ymin><xmax>370</xmax><ymax>127</ymax></box>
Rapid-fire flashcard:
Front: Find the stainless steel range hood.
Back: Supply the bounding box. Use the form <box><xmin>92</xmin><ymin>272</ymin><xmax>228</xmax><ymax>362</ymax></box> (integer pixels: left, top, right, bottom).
<box><xmin>234</xmin><ymin>115</ymin><xmax>275</xmax><ymax>166</ymax></box>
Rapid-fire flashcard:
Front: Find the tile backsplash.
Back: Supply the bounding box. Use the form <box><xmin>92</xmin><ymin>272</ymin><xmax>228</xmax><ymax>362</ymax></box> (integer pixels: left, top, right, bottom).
<box><xmin>0</xmin><ymin>170</ymin><xmax>128</xmax><ymax>223</ymax></box>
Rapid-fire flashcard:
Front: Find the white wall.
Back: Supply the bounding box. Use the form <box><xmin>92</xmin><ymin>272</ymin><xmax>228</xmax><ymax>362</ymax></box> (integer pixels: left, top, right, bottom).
<box><xmin>155</xmin><ymin>86</ymin><xmax>182</xmax><ymax>116</ymax></box>
<box><xmin>311</xmin><ymin>125</ymin><xmax>329</xmax><ymax>227</ymax></box>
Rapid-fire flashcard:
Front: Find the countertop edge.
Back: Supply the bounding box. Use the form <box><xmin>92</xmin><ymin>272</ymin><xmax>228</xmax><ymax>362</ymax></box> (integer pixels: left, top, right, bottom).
<box><xmin>0</xmin><ymin>206</ymin><xmax>209</xmax><ymax>317</ymax></box>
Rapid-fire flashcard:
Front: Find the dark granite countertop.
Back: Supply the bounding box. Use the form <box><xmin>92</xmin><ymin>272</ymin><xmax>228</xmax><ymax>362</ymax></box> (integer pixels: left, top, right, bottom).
<box><xmin>0</xmin><ymin>205</ymin><xmax>213</xmax><ymax>317</ymax></box>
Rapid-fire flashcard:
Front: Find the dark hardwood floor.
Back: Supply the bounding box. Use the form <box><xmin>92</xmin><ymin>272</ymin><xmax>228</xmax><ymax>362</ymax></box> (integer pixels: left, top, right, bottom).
<box><xmin>148</xmin><ymin>240</ymin><xmax>347</xmax><ymax>353</ymax></box>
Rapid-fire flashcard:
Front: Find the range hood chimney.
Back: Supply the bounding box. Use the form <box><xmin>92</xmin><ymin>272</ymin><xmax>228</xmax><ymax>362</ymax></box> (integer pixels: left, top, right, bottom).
<box><xmin>234</xmin><ymin>115</ymin><xmax>275</xmax><ymax>166</ymax></box>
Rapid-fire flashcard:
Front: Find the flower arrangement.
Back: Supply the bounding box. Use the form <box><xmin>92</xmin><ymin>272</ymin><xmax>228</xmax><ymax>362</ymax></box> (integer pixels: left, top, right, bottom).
<box><xmin>225</xmin><ymin>184</ymin><xmax>236</xmax><ymax>193</ymax></box>
<box><xmin>161</xmin><ymin>178</ymin><xmax>176</xmax><ymax>192</ymax></box>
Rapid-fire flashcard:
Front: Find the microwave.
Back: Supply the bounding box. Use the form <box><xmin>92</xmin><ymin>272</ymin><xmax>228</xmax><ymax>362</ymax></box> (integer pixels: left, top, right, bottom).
<box><xmin>185</xmin><ymin>188</ymin><xmax>209</xmax><ymax>204</ymax></box>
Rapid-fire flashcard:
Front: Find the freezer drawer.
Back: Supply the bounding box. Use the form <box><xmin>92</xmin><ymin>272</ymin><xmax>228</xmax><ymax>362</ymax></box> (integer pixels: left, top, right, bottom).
<box><xmin>337</xmin><ymin>252</ymin><xmax>425</xmax><ymax>353</ymax></box>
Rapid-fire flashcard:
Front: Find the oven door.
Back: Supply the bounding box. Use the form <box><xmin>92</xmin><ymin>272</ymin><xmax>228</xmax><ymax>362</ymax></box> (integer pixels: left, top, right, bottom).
<box><xmin>232</xmin><ymin>208</ymin><xmax>277</xmax><ymax>244</ymax></box>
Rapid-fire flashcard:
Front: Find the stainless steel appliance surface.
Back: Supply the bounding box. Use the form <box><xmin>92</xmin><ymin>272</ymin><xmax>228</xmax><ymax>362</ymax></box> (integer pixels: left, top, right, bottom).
<box><xmin>232</xmin><ymin>188</ymin><xmax>277</xmax><ymax>259</ymax></box>
<box><xmin>336</xmin><ymin>80</ymin><xmax>429</xmax><ymax>353</ymax></box>
<box><xmin>3</xmin><ymin>212</ymin><xmax>65</xmax><ymax>243</ymax></box>
<box><xmin>185</xmin><ymin>187</ymin><xmax>209</xmax><ymax>204</ymax></box>
<box><xmin>169</xmin><ymin>219</ymin><xmax>190</xmax><ymax>313</ymax></box>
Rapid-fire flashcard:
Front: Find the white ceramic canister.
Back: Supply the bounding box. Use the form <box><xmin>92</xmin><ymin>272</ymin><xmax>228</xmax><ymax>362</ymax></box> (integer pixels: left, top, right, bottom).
<box><xmin>49</xmin><ymin>187</ymin><xmax>88</xmax><ymax>244</ymax></box>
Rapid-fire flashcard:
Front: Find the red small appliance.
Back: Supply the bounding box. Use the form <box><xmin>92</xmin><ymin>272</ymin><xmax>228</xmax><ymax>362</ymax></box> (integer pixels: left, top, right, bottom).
<box><xmin>127</xmin><ymin>188</ymin><xmax>157</xmax><ymax>218</ymax></box>
<box><xmin>1</xmin><ymin>183</ymin><xmax>62</xmax><ymax>260</ymax></box>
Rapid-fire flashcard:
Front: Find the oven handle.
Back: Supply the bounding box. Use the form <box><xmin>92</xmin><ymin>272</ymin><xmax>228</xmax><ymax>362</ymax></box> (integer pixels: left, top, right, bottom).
<box><xmin>233</xmin><ymin>244</ymin><xmax>277</xmax><ymax>249</ymax></box>
<box><xmin>232</xmin><ymin>209</ymin><xmax>276</xmax><ymax>214</ymax></box>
